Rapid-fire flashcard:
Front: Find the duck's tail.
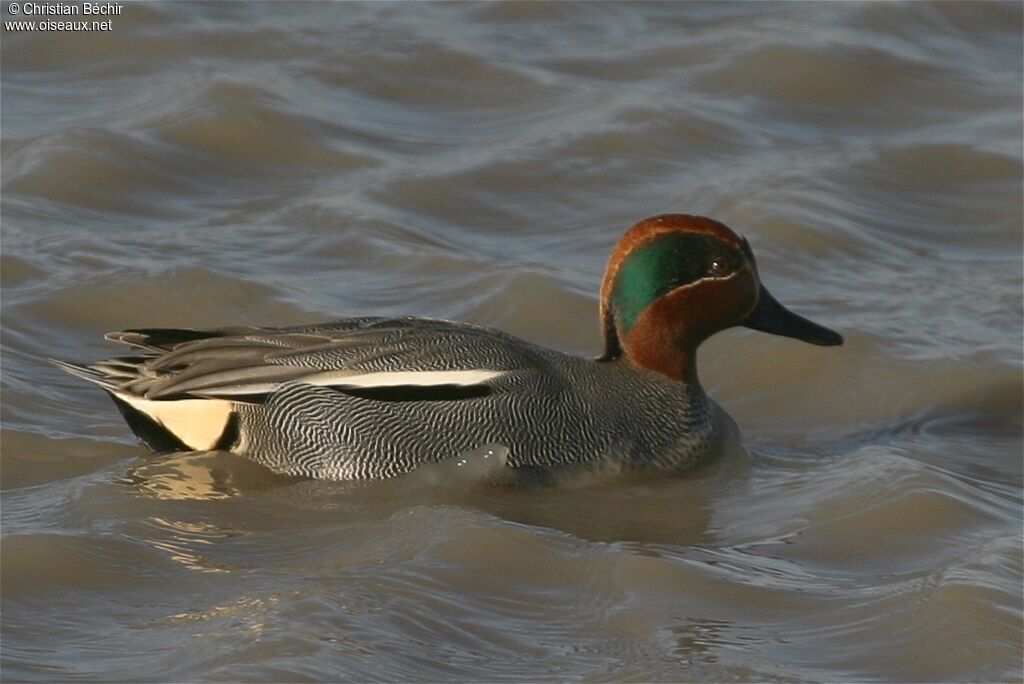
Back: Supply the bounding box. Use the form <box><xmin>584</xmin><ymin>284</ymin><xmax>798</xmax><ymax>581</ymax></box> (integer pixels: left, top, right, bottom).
<box><xmin>52</xmin><ymin>358</ymin><xmax>238</xmax><ymax>453</ymax></box>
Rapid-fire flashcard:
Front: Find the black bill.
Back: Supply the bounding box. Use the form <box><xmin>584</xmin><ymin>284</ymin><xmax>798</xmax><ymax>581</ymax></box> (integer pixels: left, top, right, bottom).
<box><xmin>743</xmin><ymin>285</ymin><xmax>843</xmax><ymax>346</ymax></box>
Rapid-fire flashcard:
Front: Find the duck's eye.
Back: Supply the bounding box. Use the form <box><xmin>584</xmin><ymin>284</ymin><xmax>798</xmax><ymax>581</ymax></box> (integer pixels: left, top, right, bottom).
<box><xmin>708</xmin><ymin>257</ymin><xmax>730</xmax><ymax>276</ymax></box>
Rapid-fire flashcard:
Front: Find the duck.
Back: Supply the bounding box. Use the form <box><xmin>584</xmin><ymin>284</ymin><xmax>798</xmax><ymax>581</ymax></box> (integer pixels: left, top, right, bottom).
<box><xmin>56</xmin><ymin>214</ymin><xmax>843</xmax><ymax>481</ymax></box>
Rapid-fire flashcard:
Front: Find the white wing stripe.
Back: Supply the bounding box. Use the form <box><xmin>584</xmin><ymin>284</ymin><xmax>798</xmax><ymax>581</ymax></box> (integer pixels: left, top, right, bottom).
<box><xmin>305</xmin><ymin>369</ymin><xmax>504</xmax><ymax>389</ymax></box>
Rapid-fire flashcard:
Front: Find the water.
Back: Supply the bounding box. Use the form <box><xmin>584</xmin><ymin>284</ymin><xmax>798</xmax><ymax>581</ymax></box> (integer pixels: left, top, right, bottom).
<box><xmin>2</xmin><ymin>1</ymin><xmax>1022</xmax><ymax>681</ymax></box>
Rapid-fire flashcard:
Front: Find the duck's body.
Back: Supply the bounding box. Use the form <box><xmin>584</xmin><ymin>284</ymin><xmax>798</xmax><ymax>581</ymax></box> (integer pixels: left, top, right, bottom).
<box><xmin>59</xmin><ymin>215</ymin><xmax>842</xmax><ymax>481</ymax></box>
<box><xmin>62</xmin><ymin>317</ymin><xmax>721</xmax><ymax>479</ymax></box>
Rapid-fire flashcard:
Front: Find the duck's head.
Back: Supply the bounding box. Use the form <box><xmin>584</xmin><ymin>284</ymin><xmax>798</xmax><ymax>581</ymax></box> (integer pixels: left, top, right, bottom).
<box><xmin>599</xmin><ymin>214</ymin><xmax>842</xmax><ymax>383</ymax></box>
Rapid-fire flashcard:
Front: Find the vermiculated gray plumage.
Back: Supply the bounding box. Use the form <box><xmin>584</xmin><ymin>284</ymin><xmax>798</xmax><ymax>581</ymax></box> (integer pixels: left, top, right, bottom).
<box><xmin>58</xmin><ymin>317</ymin><xmax>722</xmax><ymax>480</ymax></box>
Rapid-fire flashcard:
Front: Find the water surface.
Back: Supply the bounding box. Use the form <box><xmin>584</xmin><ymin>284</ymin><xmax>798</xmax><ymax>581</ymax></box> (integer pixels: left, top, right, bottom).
<box><xmin>2</xmin><ymin>2</ymin><xmax>1022</xmax><ymax>681</ymax></box>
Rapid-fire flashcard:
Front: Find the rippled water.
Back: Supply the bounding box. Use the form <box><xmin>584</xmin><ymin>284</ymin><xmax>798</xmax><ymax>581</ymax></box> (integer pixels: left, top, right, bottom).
<box><xmin>2</xmin><ymin>2</ymin><xmax>1022</xmax><ymax>681</ymax></box>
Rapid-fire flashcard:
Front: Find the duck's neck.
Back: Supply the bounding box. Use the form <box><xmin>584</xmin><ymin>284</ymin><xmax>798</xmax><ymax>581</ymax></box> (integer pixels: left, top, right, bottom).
<box><xmin>622</xmin><ymin>333</ymin><xmax>699</xmax><ymax>386</ymax></box>
<box><xmin>602</xmin><ymin>283</ymin><xmax>708</xmax><ymax>386</ymax></box>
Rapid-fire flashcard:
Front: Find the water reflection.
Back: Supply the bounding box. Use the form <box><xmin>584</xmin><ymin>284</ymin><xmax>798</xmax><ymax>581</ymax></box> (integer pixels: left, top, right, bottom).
<box><xmin>120</xmin><ymin>442</ymin><xmax>726</xmax><ymax>547</ymax></box>
<box><xmin>140</xmin><ymin>516</ymin><xmax>234</xmax><ymax>574</ymax></box>
<box><xmin>123</xmin><ymin>450</ymin><xmax>296</xmax><ymax>501</ymax></box>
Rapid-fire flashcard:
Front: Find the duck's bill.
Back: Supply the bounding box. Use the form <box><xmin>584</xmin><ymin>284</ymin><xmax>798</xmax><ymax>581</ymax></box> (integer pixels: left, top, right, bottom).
<box><xmin>743</xmin><ymin>286</ymin><xmax>843</xmax><ymax>346</ymax></box>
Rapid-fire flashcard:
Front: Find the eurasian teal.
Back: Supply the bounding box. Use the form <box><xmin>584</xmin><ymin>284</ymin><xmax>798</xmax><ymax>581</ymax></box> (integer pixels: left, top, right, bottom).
<box><xmin>58</xmin><ymin>215</ymin><xmax>842</xmax><ymax>480</ymax></box>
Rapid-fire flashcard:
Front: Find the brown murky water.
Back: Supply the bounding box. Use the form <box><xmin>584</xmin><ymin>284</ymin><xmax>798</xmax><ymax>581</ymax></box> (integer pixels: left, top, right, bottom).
<box><xmin>2</xmin><ymin>2</ymin><xmax>1022</xmax><ymax>681</ymax></box>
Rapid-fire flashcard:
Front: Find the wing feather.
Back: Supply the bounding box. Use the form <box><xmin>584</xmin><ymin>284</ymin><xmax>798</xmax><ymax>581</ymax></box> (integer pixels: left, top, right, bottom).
<box><xmin>65</xmin><ymin>317</ymin><xmax>532</xmax><ymax>403</ymax></box>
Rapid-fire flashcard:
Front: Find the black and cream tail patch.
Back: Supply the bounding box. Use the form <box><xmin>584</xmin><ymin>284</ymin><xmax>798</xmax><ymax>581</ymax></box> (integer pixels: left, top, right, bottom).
<box><xmin>110</xmin><ymin>392</ymin><xmax>239</xmax><ymax>452</ymax></box>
